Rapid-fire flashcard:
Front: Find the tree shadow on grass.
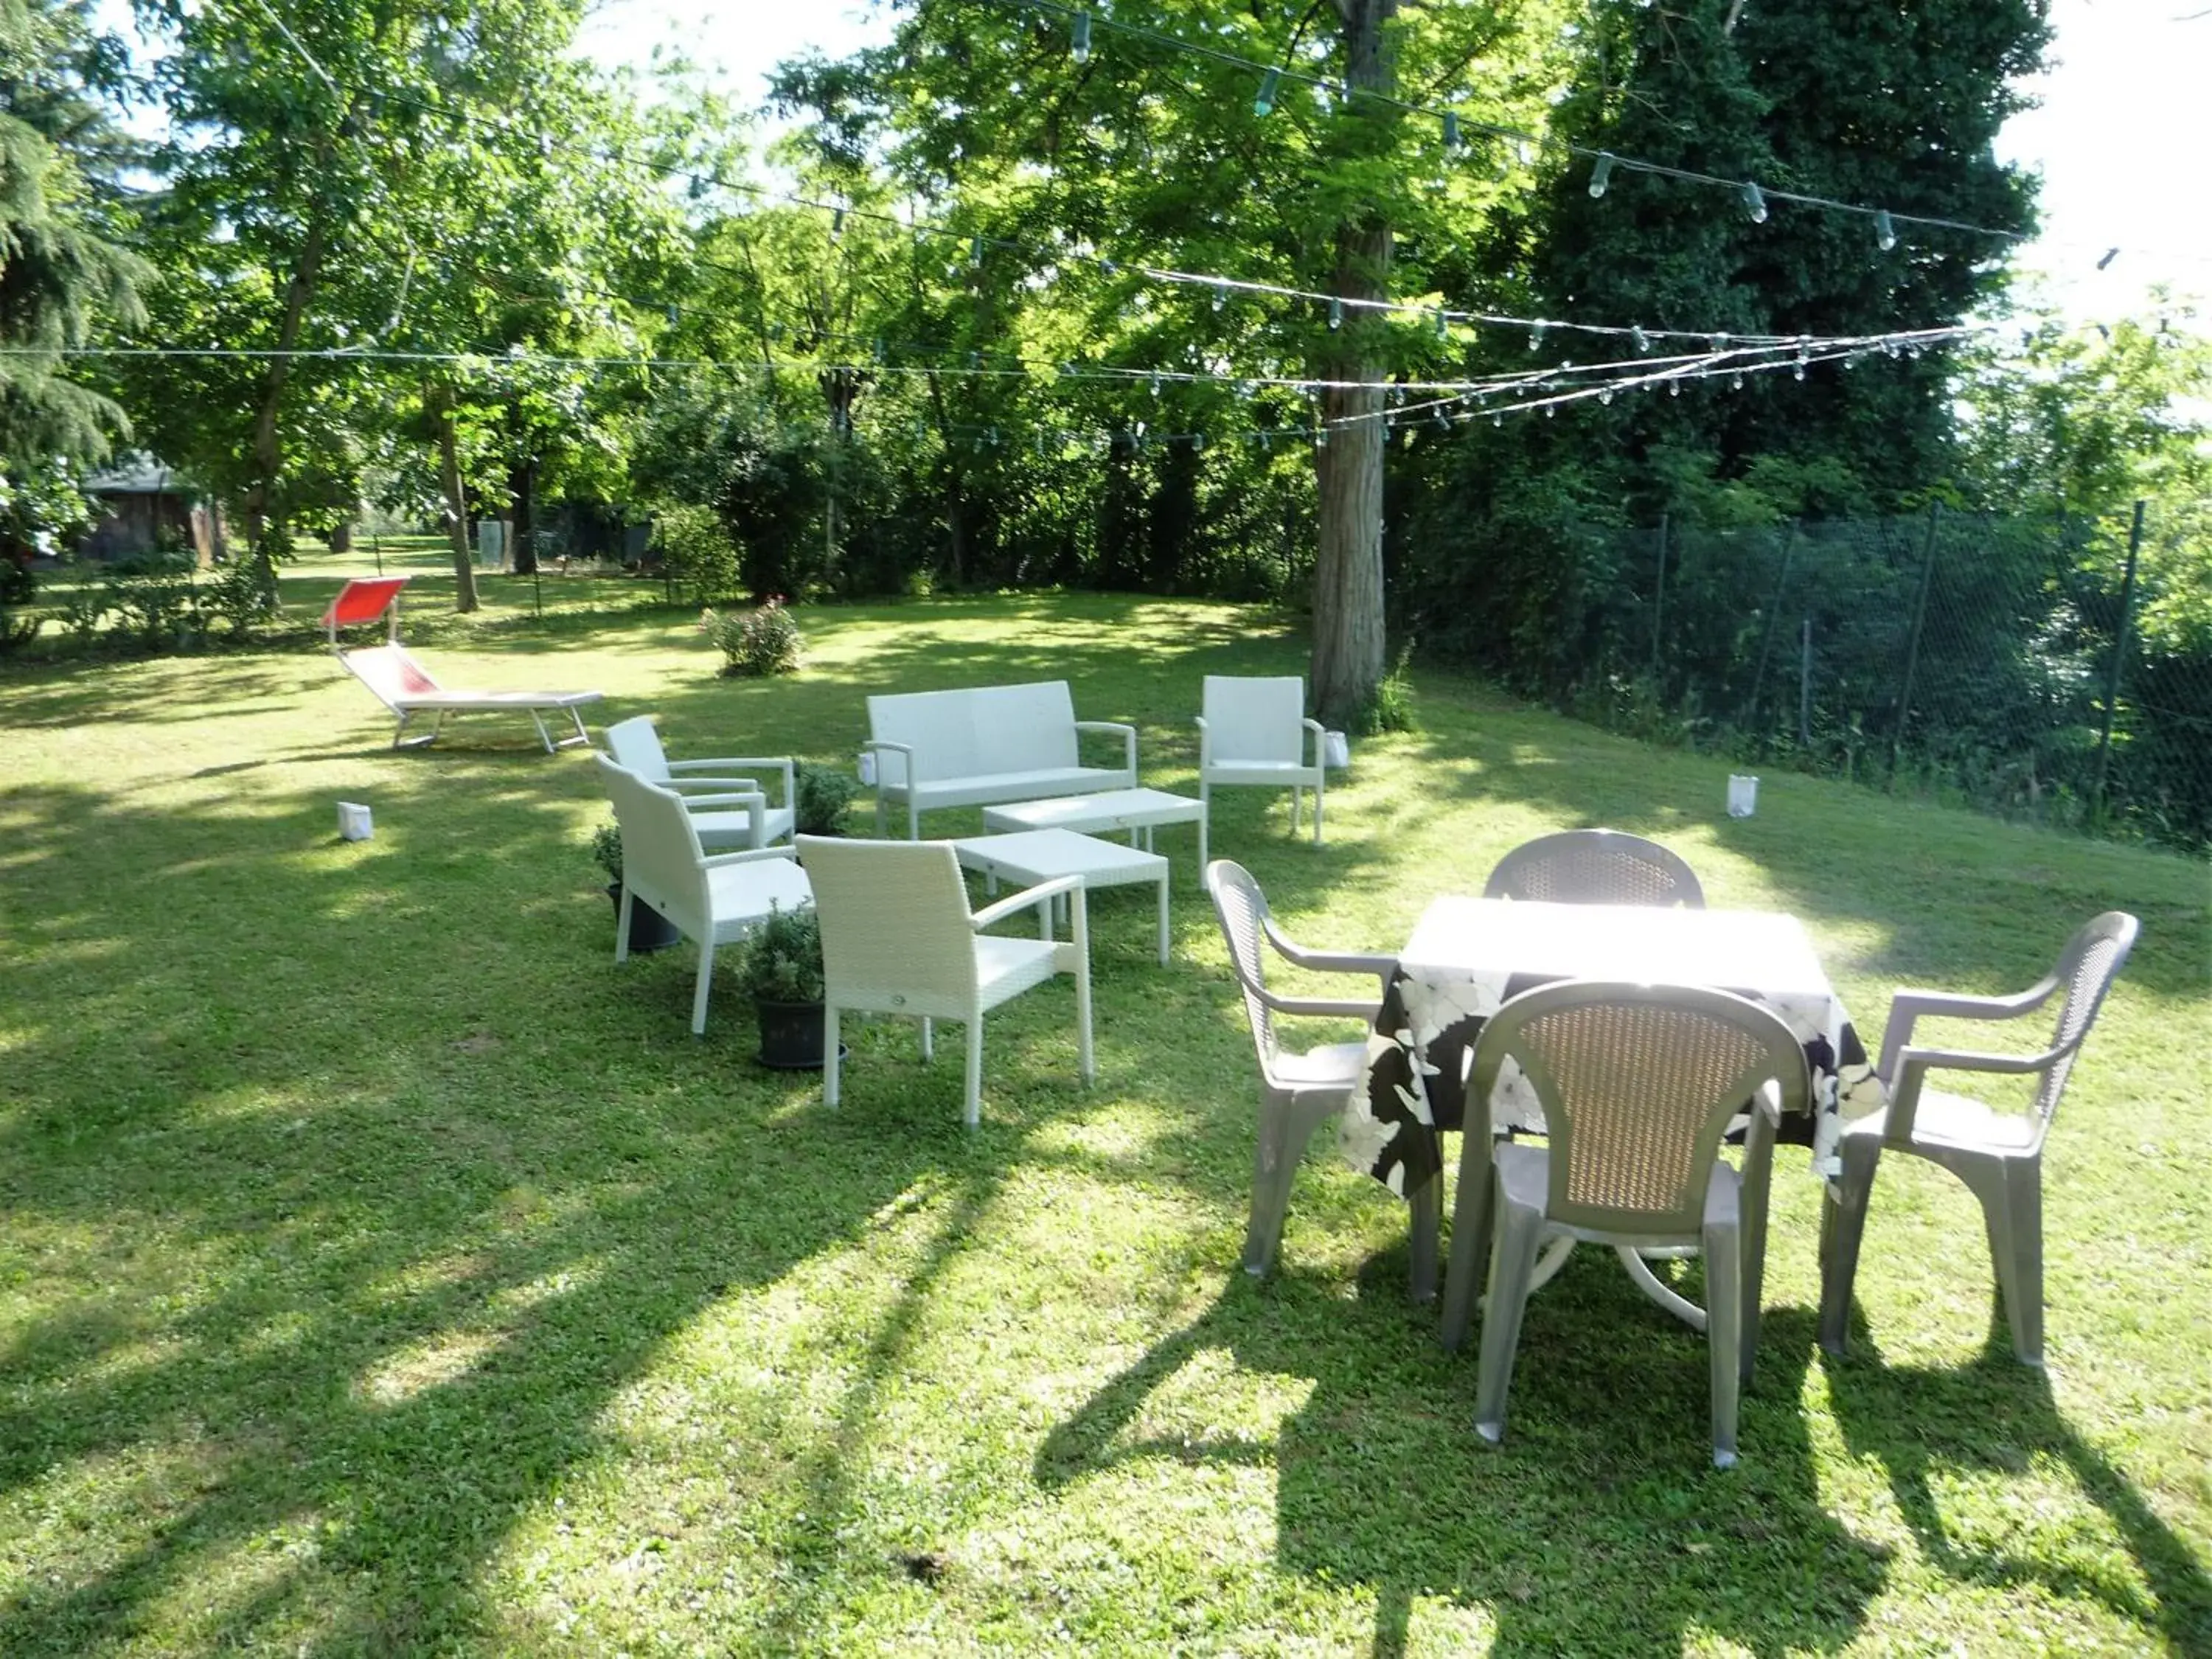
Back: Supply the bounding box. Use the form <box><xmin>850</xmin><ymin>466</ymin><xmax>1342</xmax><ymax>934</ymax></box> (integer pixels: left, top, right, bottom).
<box><xmin>1037</xmin><ymin>1254</ymin><xmax>1891</xmax><ymax>1655</ymax></box>
<box><xmin>1819</xmin><ymin>1329</ymin><xmax>2212</xmax><ymax>1652</ymax></box>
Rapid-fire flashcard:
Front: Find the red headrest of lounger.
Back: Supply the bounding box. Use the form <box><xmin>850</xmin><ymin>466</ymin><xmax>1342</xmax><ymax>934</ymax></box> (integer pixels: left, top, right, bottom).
<box><xmin>321</xmin><ymin>577</ymin><xmax>411</xmax><ymax>630</ymax></box>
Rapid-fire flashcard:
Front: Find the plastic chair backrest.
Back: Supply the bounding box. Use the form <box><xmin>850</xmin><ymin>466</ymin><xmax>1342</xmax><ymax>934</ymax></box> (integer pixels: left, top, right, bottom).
<box><xmin>1205</xmin><ymin>859</ymin><xmax>1282</xmax><ymax>1079</ymax></box>
<box><xmin>1203</xmin><ymin>676</ymin><xmax>1304</xmax><ymax>765</ymax></box>
<box><xmin>799</xmin><ymin>836</ymin><xmax>980</xmax><ymax>1006</ymax></box>
<box><xmin>595</xmin><ymin>755</ymin><xmax>709</xmax><ymax>932</ymax></box>
<box><xmin>1484</xmin><ymin>830</ymin><xmax>1706</xmax><ymax>908</ymax></box>
<box><xmin>2033</xmin><ymin>910</ymin><xmax>2139</xmax><ymax>1124</ymax></box>
<box><xmin>604</xmin><ymin>715</ymin><xmax>675</xmax><ymax>785</ymax></box>
<box><xmin>1470</xmin><ymin>981</ymin><xmax>1809</xmax><ymax>1237</ymax></box>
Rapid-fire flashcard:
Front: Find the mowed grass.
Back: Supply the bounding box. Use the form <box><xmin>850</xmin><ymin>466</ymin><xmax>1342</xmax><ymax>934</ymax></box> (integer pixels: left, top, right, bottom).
<box><xmin>1</xmin><ymin>574</ymin><xmax>2207</xmax><ymax>1655</ymax></box>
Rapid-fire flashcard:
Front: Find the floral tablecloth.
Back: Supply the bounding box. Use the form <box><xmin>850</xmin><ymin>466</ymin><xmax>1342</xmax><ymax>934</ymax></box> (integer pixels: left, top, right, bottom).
<box><xmin>1344</xmin><ymin>900</ymin><xmax>1880</xmax><ymax>1196</ymax></box>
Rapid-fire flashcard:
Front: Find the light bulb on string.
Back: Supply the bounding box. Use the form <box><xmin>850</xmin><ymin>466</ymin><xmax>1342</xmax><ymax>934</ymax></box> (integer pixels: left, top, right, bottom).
<box><xmin>1192</xmin><ymin>432</ymin><xmax>1205</xmax><ymax>453</ymax></box>
<box><xmin>830</xmin><ymin>206</ymin><xmax>845</xmax><ymax>240</ymax></box>
<box><xmin>1071</xmin><ymin>10</ymin><xmax>1091</xmax><ymax>63</ymax></box>
<box><xmin>1730</xmin><ymin>372</ymin><xmax>1744</xmax><ymax>391</ymax></box>
<box><xmin>1443</xmin><ymin>111</ymin><xmax>1462</xmax><ymax>153</ymax></box>
<box><xmin>1528</xmin><ymin>321</ymin><xmax>1545</xmax><ymax>350</ymax></box>
<box><xmin>1588</xmin><ymin>152</ymin><xmax>1615</xmax><ymax>198</ymax></box>
<box><xmin>1150</xmin><ymin>373</ymin><xmax>1161</xmax><ymax>396</ymax></box>
<box><xmin>1669</xmin><ymin>380</ymin><xmax>1681</xmax><ymax>397</ymax></box>
<box><xmin>1599</xmin><ymin>387</ymin><xmax>1613</xmax><ymax>405</ymax></box>
<box><xmin>1329</xmin><ymin>297</ymin><xmax>1343</xmax><ymax>330</ymax></box>
<box><xmin>1315</xmin><ymin>424</ymin><xmax>1329</xmax><ymax>448</ymax></box>
<box><xmin>1631</xmin><ymin>325</ymin><xmax>1648</xmax><ymax>353</ymax></box>
<box><xmin>1435</xmin><ymin>308</ymin><xmax>1450</xmax><ymax>340</ymax></box>
<box><xmin>1874</xmin><ymin>209</ymin><xmax>1897</xmax><ymax>252</ymax></box>
<box><xmin>1741</xmin><ymin>181</ymin><xmax>1767</xmax><ymax>223</ymax></box>
<box><xmin>1254</xmin><ymin>67</ymin><xmax>1281</xmax><ymax>116</ymax></box>
<box><xmin>1212</xmin><ymin>281</ymin><xmax>1228</xmax><ymax>313</ymax></box>
<box><xmin>1492</xmin><ymin>412</ymin><xmax>1503</xmax><ymax>428</ymax></box>
<box><xmin>968</xmin><ymin>235</ymin><xmax>984</xmax><ymax>269</ymax></box>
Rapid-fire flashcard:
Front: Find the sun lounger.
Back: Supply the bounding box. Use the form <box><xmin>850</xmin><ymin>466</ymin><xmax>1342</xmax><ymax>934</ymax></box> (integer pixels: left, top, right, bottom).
<box><xmin>321</xmin><ymin>576</ymin><xmax>602</xmax><ymax>752</ymax></box>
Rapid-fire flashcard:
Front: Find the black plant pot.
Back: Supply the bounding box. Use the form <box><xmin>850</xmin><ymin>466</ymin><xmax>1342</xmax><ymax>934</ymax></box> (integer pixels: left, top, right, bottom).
<box><xmin>755</xmin><ymin>997</ymin><xmax>841</xmax><ymax>1070</ymax></box>
<box><xmin>606</xmin><ymin>883</ymin><xmax>681</xmax><ymax>954</ymax></box>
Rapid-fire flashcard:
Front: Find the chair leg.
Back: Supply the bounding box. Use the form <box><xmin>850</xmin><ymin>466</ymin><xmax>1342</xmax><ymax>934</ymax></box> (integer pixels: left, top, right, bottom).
<box><xmin>1197</xmin><ymin>783</ymin><xmax>1209</xmax><ymax>870</ymax></box>
<box><xmin>921</xmin><ymin>1016</ymin><xmax>933</xmax><ymax>1063</ymax></box>
<box><xmin>1289</xmin><ymin>786</ymin><xmax>1301</xmax><ymax>836</ymax></box>
<box><xmin>614</xmin><ymin>886</ymin><xmax>633</xmax><ymax>964</ymax></box>
<box><xmin>1474</xmin><ymin>1198</ymin><xmax>1544</xmax><ymax>1446</ymax></box>
<box><xmin>824</xmin><ymin>1005</ymin><xmax>841</xmax><ymax>1109</ymax></box>
<box><xmin>963</xmin><ymin>1018</ymin><xmax>984</xmax><ymax>1130</ymax></box>
<box><xmin>1441</xmin><ymin>1142</ymin><xmax>1496</xmax><ymax>1352</ymax></box>
<box><xmin>1704</xmin><ymin>1214</ymin><xmax>1743</xmax><ymax>1470</ymax></box>
<box><xmin>1071</xmin><ymin>886</ymin><xmax>1094</xmax><ymax>1083</ymax></box>
<box><xmin>1312</xmin><ymin>772</ymin><xmax>1324</xmax><ymax>846</ymax></box>
<box><xmin>1407</xmin><ymin>1175</ymin><xmax>1441</xmax><ymax>1303</ymax></box>
<box><xmin>1739</xmin><ymin>1105</ymin><xmax>1778</xmax><ymax>1386</ymax></box>
<box><xmin>1818</xmin><ymin>1135</ymin><xmax>1882</xmax><ymax>1357</ymax></box>
<box><xmin>690</xmin><ymin>940</ymin><xmax>715</xmax><ymax>1036</ymax></box>
<box><xmin>1953</xmin><ymin>1152</ymin><xmax>2045</xmax><ymax>1366</ymax></box>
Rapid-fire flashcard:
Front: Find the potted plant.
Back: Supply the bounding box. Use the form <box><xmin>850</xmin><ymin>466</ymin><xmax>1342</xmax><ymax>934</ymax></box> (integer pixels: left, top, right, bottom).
<box><xmin>794</xmin><ymin>761</ymin><xmax>860</xmax><ymax>837</ymax></box>
<box><xmin>591</xmin><ymin>820</ymin><xmax>681</xmax><ymax>953</ymax></box>
<box><xmin>732</xmin><ymin>900</ymin><xmax>837</xmax><ymax>1069</ymax></box>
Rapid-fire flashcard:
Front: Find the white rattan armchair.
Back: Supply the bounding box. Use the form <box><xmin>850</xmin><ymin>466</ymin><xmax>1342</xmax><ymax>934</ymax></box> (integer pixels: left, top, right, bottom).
<box><xmin>1196</xmin><ymin>676</ymin><xmax>1326</xmax><ymax>868</ymax></box>
<box><xmin>595</xmin><ymin>755</ymin><xmax>813</xmax><ymax>1034</ymax></box>
<box><xmin>1818</xmin><ymin>910</ymin><xmax>2138</xmax><ymax>1367</ymax></box>
<box><xmin>1448</xmin><ymin>981</ymin><xmax>1808</xmax><ymax>1469</ymax></box>
<box><xmin>1483</xmin><ymin>829</ymin><xmax>1707</xmax><ymax>908</ymax></box>
<box><xmin>799</xmin><ymin>835</ymin><xmax>1095</xmax><ymax>1128</ymax></box>
<box><xmin>604</xmin><ymin>714</ymin><xmax>796</xmax><ymax>850</ymax></box>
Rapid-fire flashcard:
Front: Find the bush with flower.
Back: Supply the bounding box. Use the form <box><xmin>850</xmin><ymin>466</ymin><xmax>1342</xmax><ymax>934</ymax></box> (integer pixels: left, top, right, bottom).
<box><xmin>699</xmin><ymin>597</ymin><xmax>803</xmax><ymax>678</ymax></box>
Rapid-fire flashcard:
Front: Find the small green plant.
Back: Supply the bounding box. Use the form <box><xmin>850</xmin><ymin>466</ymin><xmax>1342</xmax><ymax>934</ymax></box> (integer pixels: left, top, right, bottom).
<box><xmin>199</xmin><ymin>556</ymin><xmax>277</xmax><ymax>638</ymax></box>
<box><xmin>793</xmin><ymin>760</ymin><xmax>860</xmax><ymax>835</ymax></box>
<box><xmin>1365</xmin><ymin>642</ymin><xmax>1419</xmax><ymax>734</ymax></box>
<box><xmin>731</xmin><ymin>901</ymin><xmax>824</xmax><ymax>1004</ymax></box>
<box><xmin>700</xmin><ymin>597</ymin><xmax>803</xmax><ymax>678</ymax></box>
<box><xmin>103</xmin><ymin>551</ymin><xmax>201</xmax><ymax>647</ymax></box>
<box><xmin>589</xmin><ymin>821</ymin><xmax>623</xmax><ymax>886</ymax></box>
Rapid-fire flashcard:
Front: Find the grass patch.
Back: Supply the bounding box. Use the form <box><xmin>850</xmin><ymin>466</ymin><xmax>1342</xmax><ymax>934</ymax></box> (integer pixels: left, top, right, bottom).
<box><xmin>1</xmin><ymin>580</ymin><xmax>2207</xmax><ymax>1655</ymax></box>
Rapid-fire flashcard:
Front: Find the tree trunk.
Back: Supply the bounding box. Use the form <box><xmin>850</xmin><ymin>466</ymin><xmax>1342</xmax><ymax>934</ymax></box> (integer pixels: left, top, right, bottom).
<box><xmin>329</xmin><ymin>516</ymin><xmax>352</xmax><ymax>555</ymax></box>
<box><xmin>1308</xmin><ymin>0</ymin><xmax>1397</xmax><ymax>730</ymax></box>
<box><xmin>431</xmin><ymin>385</ymin><xmax>480</xmax><ymax>612</ymax></box>
<box><xmin>242</xmin><ymin>194</ymin><xmax>333</xmax><ymax>580</ymax></box>
<box><xmin>509</xmin><ymin>459</ymin><xmax>537</xmax><ymax>575</ymax></box>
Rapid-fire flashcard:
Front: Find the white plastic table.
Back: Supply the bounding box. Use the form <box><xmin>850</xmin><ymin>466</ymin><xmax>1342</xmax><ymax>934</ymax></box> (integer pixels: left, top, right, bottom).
<box><xmin>951</xmin><ymin>829</ymin><xmax>1172</xmax><ymax>965</ymax></box>
<box><xmin>981</xmin><ymin>787</ymin><xmax>1205</xmax><ymax>877</ymax></box>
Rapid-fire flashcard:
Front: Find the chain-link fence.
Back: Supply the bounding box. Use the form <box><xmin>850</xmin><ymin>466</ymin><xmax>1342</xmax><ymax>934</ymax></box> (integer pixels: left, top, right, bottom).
<box><xmin>1495</xmin><ymin>504</ymin><xmax>2211</xmax><ymax>852</ymax></box>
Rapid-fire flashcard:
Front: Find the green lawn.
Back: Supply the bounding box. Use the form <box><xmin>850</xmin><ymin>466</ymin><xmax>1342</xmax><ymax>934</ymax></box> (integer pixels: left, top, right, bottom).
<box><xmin>2</xmin><ymin>580</ymin><xmax>2207</xmax><ymax>1655</ymax></box>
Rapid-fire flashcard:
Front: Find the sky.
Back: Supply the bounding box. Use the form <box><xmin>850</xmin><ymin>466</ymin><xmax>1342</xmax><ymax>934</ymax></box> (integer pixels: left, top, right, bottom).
<box><xmin>574</xmin><ymin>0</ymin><xmax>2212</xmax><ymax>327</ymax></box>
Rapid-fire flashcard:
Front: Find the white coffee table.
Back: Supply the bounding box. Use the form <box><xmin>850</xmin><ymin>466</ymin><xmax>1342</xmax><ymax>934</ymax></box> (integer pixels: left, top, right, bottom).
<box><xmin>981</xmin><ymin>787</ymin><xmax>1206</xmax><ymax>877</ymax></box>
<box><xmin>951</xmin><ymin>829</ymin><xmax>1171</xmax><ymax>965</ymax></box>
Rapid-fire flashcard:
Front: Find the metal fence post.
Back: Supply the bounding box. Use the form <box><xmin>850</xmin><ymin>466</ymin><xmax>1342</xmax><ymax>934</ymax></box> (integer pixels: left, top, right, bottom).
<box><xmin>1649</xmin><ymin>513</ymin><xmax>1669</xmax><ymax>680</ymax></box>
<box><xmin>1889</xmin><ymin>502</ymin><xmax>1942</xmax><ymax>784</ymax></box>
<box><xmin>2090</xmin><ymin>499</ymin><xmax>2146</xmax><ymax>823</ymax></box>
<box><xmin>1798</xmin><ymin>617</ymin><xmax>1814</xmax><ymax>750</ymax></box>
<box><xmin>1742</xmin><ymin>519</ymin><xmax>1799</xmax><ymax>735</ymax></box>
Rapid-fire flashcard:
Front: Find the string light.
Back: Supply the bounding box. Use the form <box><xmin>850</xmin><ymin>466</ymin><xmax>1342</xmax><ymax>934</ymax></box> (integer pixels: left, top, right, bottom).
<box><xmin>1742</xmin><ymin>182</ymin><xmax>1768</xmax><ymax>224</ymax></box>
<box><xmin>1070</xmin><ymin>9</ymin><xmax>1091</xmax><ymax>63</ymax></box>
<box><xmin>1874</xmin><ymin>209</ymin><xmax>1897</xmax><ymax>253</ymax></box>
<box><xmin>1329</xmin><ymin>297</ymin><xmax>1343</xmax><ymax>330</ymax></box>
<box><xmin>1442</xmin><ymin>111</ymin><xmax>1462</xmax><ymax>152</ymax></box>
<box><xmin>1587</xmin><ymin>153</ymin><xmax>1615</xmax><ymax>198</ymax></box>
<box><xmin>1253</xmin><ymin>67</ymin><xmax>1281</xmax><ymax>116</ymax></box>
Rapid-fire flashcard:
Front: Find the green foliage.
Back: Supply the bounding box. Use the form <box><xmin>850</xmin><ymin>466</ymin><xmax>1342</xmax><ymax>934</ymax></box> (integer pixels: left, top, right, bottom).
<box><xmin>792</xmin><ymin>760</ymin><xmax>858</xmax><ymax>837</ymax></box>
<box><xmin>1364</xmin><ymin>645</ymin><xmax>1419</xmax><ymax>735</ymax></box>
<box><xmin>729</xmin><ymin>900</ymin><xmax>823</xmax><ymax>1004</ymax></box>
<box><xmin>651</xmin><ymin>504</ymin><xmax>740</xmax><ymax>607</ymax></box>
<box><xmin>588</xmin><ymin>820</ymin><xmax>622</xmax><ymax>886</ymax></box>
<box><xmin>100</xmin><ymin>549</ymin><xmax>198</xmax><ymax>647</ymax></box>
<box><xmin>701</xmin><ymin>599</ymin><xmax>803</xmax><ymax>678</ymax></box>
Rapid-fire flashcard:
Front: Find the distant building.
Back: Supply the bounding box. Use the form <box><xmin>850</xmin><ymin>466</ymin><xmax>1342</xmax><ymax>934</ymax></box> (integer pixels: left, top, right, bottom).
<box><xmin>74</xmin><ymin>456</ymin><xmax>224</xmax><ymax>563</ymax></box>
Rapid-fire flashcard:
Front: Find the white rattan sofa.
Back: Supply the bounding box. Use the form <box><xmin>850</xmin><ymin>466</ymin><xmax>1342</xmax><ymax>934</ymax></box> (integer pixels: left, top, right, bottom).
<box><xmin>864</xmin><ymin>681</ymin><xmax>1137</xmax><ymax>838</ymax></box>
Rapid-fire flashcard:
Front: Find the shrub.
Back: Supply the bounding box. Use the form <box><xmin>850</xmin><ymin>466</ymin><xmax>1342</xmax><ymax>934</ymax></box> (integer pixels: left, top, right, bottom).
<box><xmin>731</xmin><ymin>901</ymin><xmax>824</xmax><ymax>1004</ymax></box>
<box><xmin>104</xmin><ymin>551</ymin><xmax>200</xmax><ymax>647</ymax></box>
<box><xmin>653</xmin><ymin>504</ymin><xmax>740</xmax><ymax>607</ymax></box>
<box><xmin>793</xmin><ymin>761</ymin><xmax>860</xmax><ymax>835</ymax></box>
<box><xmin>589</xmin><ymin>821</ymin><xmax>623</xmax><ymax>886</ymax></box>
<box><xmin>200</xmin><ymin>556</ymin><xmax>277</xmax><ymax>638</ymax></box>
<box><xmin>701</xmin><ymin>598</ymin><xmax>803</xmax><ymax>678</ymax></box>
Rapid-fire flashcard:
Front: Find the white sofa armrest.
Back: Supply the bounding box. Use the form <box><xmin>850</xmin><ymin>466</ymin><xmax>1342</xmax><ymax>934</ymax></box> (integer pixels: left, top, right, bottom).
<box><xmin>1074</xmin><ymin>719</ymin><xmax>1138</xmax><ymax>778</ymax></box>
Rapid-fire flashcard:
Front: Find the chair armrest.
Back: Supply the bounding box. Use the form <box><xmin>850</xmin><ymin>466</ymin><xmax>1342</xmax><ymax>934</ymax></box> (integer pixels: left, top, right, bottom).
<box><xmin>1877</xmin><ymin>975</ymin><xmax>2059</xmax><ymax>1081</ymax></box>
<box><xmin>1074</xmin><ymin>720</ymin><xmax>1138</xmax><ymax>776</ymax></box>
<box><xmin>1262</xmin><ymin>917</ymin><xmax>1394</xmax><ymax>995</ymax></box>
<box><xmin>863</xmin><ymin>739</ymin><xmax>914</xmax><ymax>789</ymax></box>
<box><xmin>1263</xmin><ymin>992</ymin><xmax>1383</xmax><ymax>1022</ymax></box>
<box><xmin>669</xmin><ymin>755</ymin><xmax>795</xmax><ymax>807</ymax></box>
<box><xmin>1884</xmin><ymin>1043</ymin><xmax>2059</xmax><ymax>1144</ymax></box>
<box><xmin>699</xmin><ymin>844</ymin><xmax>799</xmax><ymax>871</ymax></box>
<box><xmin>664</xmin><ymin>775</ymin><xmax>762</xmax><ymax>793</ymax></box>
<box><xmin>973</xmin><ymin>873</ymin><xmax>1082</xmax><ymax>931</ymax></box>
<box><xmin>1302</xmin><ymin>717</ymin><xmax>1326</xmax><ymax>766</ymax></box>
<box><xmin>675</xmin><ymin>790</ymin><xmax>768</xmax><ymax>810</ymax></box>
<box><xmin>1194</xmin><ymin>714</ymin><xmax>1210</xmax><ymax>767</ymax></box>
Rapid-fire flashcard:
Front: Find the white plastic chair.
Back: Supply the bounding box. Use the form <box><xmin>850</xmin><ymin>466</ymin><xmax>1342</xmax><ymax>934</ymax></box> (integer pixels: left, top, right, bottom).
<box><xmin>1450</xmin><ymin>981</ymin><xmax>1808</xmax><ymax>1468</ymax></box>
<box><xmin>604</xmin><ymin>714</ymin><xmax>796</xmax><ymax>850</ymax></box>
<box><xmin>1483</xmin><ymin>829</ymin><xmax>1706</xmax><ymax>908</ymax></box>
<box><xmin>1206</xmin><ymin>859</ymin><xmax>1441</xmax><ymax>1298</ymax></box>
<box><xmin>1818</xmin><ymin>911</ymin><xmax>2138</xmax><ymax>1367</ymax></box>
<box><xmin>595</xmin><ymin>756</ymin><xmax>812</xmax><ymax>1035</ymax></box>
<box><xmin>1196</xmin><ymin>675</ymin><xmax>1326</xmax><ymax>868</ymax></box>
<box><xmin>798</xmin><ymin>835</ymin><xmax>1094</xmax><ymax>1128</ymax></box>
